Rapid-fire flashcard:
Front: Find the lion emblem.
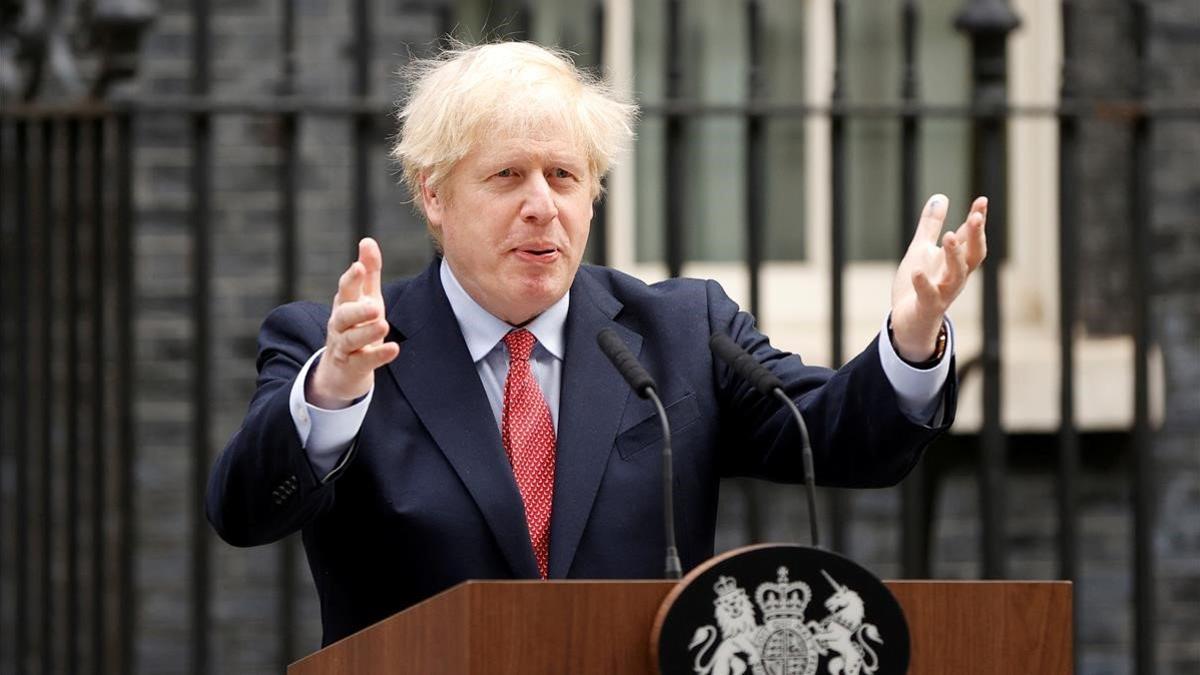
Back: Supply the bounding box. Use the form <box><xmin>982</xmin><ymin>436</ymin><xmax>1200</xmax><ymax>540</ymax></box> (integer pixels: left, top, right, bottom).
<box><xmin>689</xmin><ymin>576</ymin><xmax>764</xmax><ymax>675</ymax></box>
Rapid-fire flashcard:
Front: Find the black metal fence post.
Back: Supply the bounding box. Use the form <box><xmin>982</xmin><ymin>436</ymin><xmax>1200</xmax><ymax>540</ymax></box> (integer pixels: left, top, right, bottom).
<box><xmin>89</xmin><ymin>115</ymin><xmax>108</xmax><ymax>675</ymax></box>
<box><xmin>14</xmin><ymin>117</ymin><xmax>31</xmax><ymax>675</ymax></box>
<box><xmin>116</xmin><ymin>109</ymin><xmax>137</xmax><ymax>675</ymax></box>
<box><xmin>740</xmin><ymin>0</ymin><xmax>770</xmax><ymax>547</ymax></box>
<box><xmin>1056</xmin><ymin>3</ymin><xmax>1081</xmax><ymax>673</ymax></box>
<box><xmin>827</xmin><ymin>0</ymin><xmax>849</xmax><ymax>556</ymax></box>
<box><xmin>39</xmin><ymin>116</ymin><xmax>57</xmax><ymax>675</ymax></box>
<box><xmin>189</xmin><ymin>5</ymin><xmax>214</xmax><ymax>673</ymax></box>
<box><xmin>745</xmin><ymin>0</ymin><xmax>764</xmax><ymax>322</ymax></box>
<box><xmin>0</xmin><ymin>117</ymin><xmax>5</xmax><ymax>675</ymax></box>
<box><xmin>511</xmin><ymin>2</ymin><xmax>532</xmax><ymax>41</ymax></box>
<box><xmin>1128</xmin><ymin>3</ymin><xmax>1156</xmax><ymax>673</ymax></box>
<box><xmin>352</xmin><ymin>0</ymin><xmax>374</xmax><ymax>247</ymax></box>
<box><xmin>0</xmin><ymin>119</ymin><xmax>6</xmax><ymax>673</ymax></box>
<box><xmin>664</xmin><ymin>0</ymin><xmax>685</xmax><ymax>278</ymax></box>
<box><xmin>65</xmin><ymin>116</ymin><xmax>81</xmax><ymax>675</ymax></box>
<box><xmin>955</xmin><ymin>0</ymin><xmax>1019</xmax><ymax>580</ymax></box>
<box><xmin>277</xmin><ymin>0</ymin><xmax>301</xmax><ymax>668</ymax></box>
<box><xmin>898</xmin><ymin>0</ymin><xmax>930</xmax><ymax>579</ymax></box>
<box><xmin>590</xmin><ymin>0</ymin><xmax>608</xmax><ymax>268</ymax></box>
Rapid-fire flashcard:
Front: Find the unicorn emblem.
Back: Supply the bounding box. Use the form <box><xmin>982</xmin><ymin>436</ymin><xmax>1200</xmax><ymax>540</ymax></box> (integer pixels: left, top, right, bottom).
<box><xmin>808</xmin><ymin>570</ymin><xmax>883</xmax><ymax>675</ymax></box>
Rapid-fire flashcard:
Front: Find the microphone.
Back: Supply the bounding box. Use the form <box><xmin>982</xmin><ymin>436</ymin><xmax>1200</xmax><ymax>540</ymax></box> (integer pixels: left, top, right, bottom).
<box><xmin>709</xmin><ymin>332</ymin><xmax>821</xmax><ymax>548</ymax></box>
<box><xmin>596</xmin><ymin>328</ymin><xmax>656</xmax><ymax>398</ymax></box>
<box><xmin>596</xmin><ymin>328</ymin><xmax>682</xmax><ymax>580</ymax></box>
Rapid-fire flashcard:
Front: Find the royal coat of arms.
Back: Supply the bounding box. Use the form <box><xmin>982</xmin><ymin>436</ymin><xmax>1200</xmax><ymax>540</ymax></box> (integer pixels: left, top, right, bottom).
<box><xmin>688</xmin><ymin>566</ymin><xmax>884</xmax><ymax>675</ymax></box>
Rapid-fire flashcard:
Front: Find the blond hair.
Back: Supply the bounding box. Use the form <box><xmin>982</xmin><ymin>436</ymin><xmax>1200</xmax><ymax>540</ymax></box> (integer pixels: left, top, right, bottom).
<box><xmin>391</xmin><ymin>41</ymin><xmax>637</xmax><ymax>238</ymax></box>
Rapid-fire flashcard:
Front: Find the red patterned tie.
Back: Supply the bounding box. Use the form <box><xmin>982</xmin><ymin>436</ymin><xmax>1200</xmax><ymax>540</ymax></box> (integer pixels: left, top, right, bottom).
<box><xmin>501</xmin><ymin>329</ymin><xmax>557</xmax><ymax>579</ymax></box>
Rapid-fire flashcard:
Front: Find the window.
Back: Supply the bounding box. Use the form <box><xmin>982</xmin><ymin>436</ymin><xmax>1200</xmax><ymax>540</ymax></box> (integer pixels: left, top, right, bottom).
<box><xmin>632</xmin><ymin>0</ymin><xmax>807</xmax><ymax>263</ymax></box>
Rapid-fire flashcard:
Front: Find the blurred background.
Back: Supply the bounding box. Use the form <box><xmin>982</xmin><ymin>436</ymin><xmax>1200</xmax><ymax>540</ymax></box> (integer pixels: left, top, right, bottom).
<box><xmin>0</xmin><ymin>0</ymin><xmax>1196</xmax><ymax>673</ymax></box>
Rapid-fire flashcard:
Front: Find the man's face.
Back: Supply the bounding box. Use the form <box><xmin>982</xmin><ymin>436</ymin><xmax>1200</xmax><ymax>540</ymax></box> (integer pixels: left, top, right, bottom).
<box><xmin>422</xmin><ymin>131</ymin><xmax>593</xmax><ymax>325</ymax></box>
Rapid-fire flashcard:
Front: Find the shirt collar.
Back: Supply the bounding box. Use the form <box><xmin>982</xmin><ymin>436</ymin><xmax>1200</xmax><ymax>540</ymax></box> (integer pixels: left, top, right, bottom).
<box><xmin>440</xmin><ymin>258</ymin><xmax>568</xmax><ymax>363</ymax></box>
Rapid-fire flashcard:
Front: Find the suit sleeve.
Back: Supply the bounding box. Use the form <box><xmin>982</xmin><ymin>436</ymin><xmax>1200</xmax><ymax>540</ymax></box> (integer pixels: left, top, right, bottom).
<box><xmin>705</xmin><ymin>280</ymin><xmax>957</xmax><ymax>488</ymax></box>
<box><xmin>206</xmin><ymin>302</ymin><xmax>347</xmax><ymax>547</ymax></box>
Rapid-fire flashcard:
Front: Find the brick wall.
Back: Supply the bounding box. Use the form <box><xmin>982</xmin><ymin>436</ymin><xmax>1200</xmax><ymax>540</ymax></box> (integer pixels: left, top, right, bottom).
<box><xmin>129</xmin><ymin>1</ymin><xmax>435</xmax><ymax>672</ymax></box>
<box><xmin>1145</xmin><ymin>2</ymin><xmax>1200</xmax><ymax>672</ymax></box>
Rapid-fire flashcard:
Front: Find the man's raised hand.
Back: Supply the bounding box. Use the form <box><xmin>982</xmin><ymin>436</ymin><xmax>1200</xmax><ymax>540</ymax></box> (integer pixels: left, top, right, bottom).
<box><xmin>306</xmin><ymin>238</ymin><xmax>401</xmax><ymax>409</ymax></box>
<box><xmin>890</xmin><ymin>194</ymin><xmax>988</xmax><ymax>362</ymax></box>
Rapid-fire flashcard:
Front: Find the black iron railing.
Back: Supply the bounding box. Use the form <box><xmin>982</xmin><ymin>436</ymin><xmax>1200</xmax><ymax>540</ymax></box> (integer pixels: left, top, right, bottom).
<box><xmin>0</xmin><ymin>1</ymin><xmax>1194</xmax><ymax>673</ymax></box>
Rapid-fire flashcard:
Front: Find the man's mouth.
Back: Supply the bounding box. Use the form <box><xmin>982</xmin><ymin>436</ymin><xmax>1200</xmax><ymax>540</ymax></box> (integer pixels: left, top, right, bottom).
<box><xmin>515</xmin><ymin>246</ymin><xmax>560</xmax><ymax>262</ymax></box>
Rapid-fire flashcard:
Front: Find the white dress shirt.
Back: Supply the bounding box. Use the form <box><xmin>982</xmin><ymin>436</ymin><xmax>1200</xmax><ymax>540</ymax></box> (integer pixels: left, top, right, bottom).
<box><xmin>290</xmin><ymin>259</ymin><xmax>953</xmax><ymax>479</ymax></box>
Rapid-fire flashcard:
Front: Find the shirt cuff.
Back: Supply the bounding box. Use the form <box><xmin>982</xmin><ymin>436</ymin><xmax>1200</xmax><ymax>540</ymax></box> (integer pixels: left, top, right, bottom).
<box><xmin>877</xmin><ymin>313</ymin><xmax>955</xmax><ymax>426</ymax></box>
<box><xmin>289</xmin><ymin>347</ymin><xmax>373</xmax><ymax>478</ymax></box>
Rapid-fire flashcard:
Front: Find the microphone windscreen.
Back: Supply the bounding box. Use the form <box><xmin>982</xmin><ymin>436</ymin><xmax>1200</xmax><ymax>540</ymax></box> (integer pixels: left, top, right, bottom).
<box><xmin>709</xmin><ymin>332</ymin><xmax>784</xmax><ymax>396</ymax></box>
<box><xmin>597</xmin><ymin>328</ymin><xmax>657</xmax><ymax>398</ymax></box>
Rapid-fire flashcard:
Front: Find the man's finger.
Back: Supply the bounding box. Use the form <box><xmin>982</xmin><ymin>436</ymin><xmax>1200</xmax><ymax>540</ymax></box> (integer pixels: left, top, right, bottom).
<box><xmin>349</xmin><ymin>341</ymin><xmax>401</xmax><ymax>371</ymax></box>
<box><xmin>939</xmin><ymin>232</ymin><xmax>968</xmax><ymax>293</ymax></box>
<box><xmin>359</xmin><ymin>237</ymin><xmax>384</xmax><ymax>300</ymax></box>
<box><xmin>330</xmin><ymin>299</ymin><xmax>382</xmax><ymax>333</ymax></box>
<box><xmin>959</xmin><ymin>197</ymin><xmax>988</xmax><ymax>269</ymax></box>
<box><xmin>913</xmin><ymin>194</ymin><xmax>949</xmax><ymax>246</ymax></box>
<box><xmin>337</xmin><ymin>320</ymin><xmax>389</xmax><ymax>354</ymax></box>
<box><xmin>972</xmin><ymin>195</ymin><xmax>988</xmax><ymax>219</ymax></box>
<box><xmin>334</xmin><ymin>261</ymin><xmax>366</xmax><ymax>306</ymax></box>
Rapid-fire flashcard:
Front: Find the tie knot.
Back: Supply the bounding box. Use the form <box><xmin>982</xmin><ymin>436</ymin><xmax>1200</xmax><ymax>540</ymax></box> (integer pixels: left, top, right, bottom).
<box><xmin>504</xmin><ymin>329</ymin><xmax>536</xmax><ymax>362</ymax></box>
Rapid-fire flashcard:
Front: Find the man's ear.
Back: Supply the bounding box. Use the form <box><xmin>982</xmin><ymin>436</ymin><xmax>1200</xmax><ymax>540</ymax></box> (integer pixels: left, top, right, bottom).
<box><xmin>420</xmin><ymin>174</ymin><xmax>444</xmax><ymax>224</ymax></box>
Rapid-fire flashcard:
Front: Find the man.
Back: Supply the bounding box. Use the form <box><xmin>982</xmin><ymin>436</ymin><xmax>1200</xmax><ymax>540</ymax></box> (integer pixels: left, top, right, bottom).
<box><xmin>207</xmin><ymin>42</ymin><xmax>987</xmax><ymax>646</ymax></box>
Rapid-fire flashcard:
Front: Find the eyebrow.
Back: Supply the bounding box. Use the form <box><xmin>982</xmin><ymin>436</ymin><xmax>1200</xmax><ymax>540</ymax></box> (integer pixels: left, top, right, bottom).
<box><xmin>483</xmin><ymin>151</ymin><xmax>585</xmax><ymax>170</ymax></box>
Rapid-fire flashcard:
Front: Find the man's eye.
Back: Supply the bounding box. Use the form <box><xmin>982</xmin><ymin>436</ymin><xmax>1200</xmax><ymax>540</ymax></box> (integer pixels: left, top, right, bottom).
<box><xmin>553</xmin><ymin>168</ymin><xmax>573</xmax><ymax>179</ymax></box>
<box><xmin>496</xmin><ymin>168</ymin><xmax>514</xmax><ymax>178</ymax></box>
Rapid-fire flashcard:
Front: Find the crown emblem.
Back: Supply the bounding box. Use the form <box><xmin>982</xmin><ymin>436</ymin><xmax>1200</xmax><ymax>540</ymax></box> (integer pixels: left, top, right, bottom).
<box><xmin>713</xmin><ymin>575</ymin><xmax>740</xmax><ymax>598</ymax></box>
<box><xmin>712</xmin><ymin>575</ymin><xmax>753</xmax><ymax>613</ymax></box>
<box><xmin>755</xmin><ymin>566</ymin><xmax>811</xmax><ymax>621</ymax></box>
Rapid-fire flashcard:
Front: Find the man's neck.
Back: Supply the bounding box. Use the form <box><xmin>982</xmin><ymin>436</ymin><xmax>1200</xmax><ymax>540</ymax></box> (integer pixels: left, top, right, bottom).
<box><xmin>439</xmin><ymin>258</ymin><xmax>570</xmax><ymax>362</ymax></box>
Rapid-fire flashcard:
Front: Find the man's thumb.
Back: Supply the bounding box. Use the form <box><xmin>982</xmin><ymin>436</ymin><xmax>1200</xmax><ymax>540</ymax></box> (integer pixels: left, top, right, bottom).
<box><xmin>358</xmin><ymin>237</ymin><xmax>384</xmax><ymax>296</ymax></box>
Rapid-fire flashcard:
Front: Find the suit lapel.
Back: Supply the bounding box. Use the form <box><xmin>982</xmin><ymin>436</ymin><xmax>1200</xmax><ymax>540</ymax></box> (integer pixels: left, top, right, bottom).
<box><xmin>548</xmin><ymin>269</ymin><xmax>640</xmax><ymax>578</ymax></box>
<box><xmin>383</xmin><ymin>261</ymin><xmax>539</xmax><ymax>579</ymax></box>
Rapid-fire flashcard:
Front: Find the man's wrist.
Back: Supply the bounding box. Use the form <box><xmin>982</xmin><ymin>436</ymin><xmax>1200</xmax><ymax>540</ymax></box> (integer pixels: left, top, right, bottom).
<box><xmin>889</xmin><ymin>318</ymin><xmax>948</xmax><ymax>369</ymax></box>
<box><xmin>305</xmin><ymin>357</ymin><xmax>363</xmax><ymax>410</ymax></box>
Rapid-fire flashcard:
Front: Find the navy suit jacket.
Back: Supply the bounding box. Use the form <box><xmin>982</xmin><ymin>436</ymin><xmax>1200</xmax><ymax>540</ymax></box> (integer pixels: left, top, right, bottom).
<box><xmin>206</xmin><ymin>259</ymin><xmax>956</xmax><ymax>645</ymax></box>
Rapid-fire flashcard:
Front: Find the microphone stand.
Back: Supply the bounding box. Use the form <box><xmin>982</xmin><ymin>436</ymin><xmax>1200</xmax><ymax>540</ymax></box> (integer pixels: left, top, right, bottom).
<box><xmin>646</xmin><ymin>387</ymin><xmax>683</xmax><ymax>579</ymax></box>
<box><xmin>770</xmin><ymin>389</ymin><xmax>820</xmax><ymax>549</ymax></box>
<box><xmin>597</xmin><ymin>328</ymin><xmax>683</xmax><ymax>579</ymax></box>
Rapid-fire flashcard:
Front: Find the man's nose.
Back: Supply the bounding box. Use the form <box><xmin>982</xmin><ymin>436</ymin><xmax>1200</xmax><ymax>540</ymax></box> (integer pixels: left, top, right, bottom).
<box><xmin>520</xmin><ymin>173</ymin><xmax>558</xmax><ymax>224</ymax></box>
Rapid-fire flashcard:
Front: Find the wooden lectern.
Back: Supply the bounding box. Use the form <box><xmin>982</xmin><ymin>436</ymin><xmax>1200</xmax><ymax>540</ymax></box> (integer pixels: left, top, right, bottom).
<box><xmin>288</xmin><ymin>580</ymin><xmax>1071</xmax><ymax>674</ymax></box>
